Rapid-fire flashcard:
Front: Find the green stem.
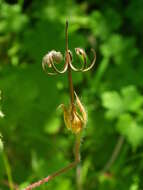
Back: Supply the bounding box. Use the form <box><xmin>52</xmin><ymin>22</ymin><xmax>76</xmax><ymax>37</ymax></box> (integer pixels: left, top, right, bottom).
<box><xmin>2</xmin><ymin>152</ymin><xmax>14</xmax><ymax>190</ymax></box>
<box><xmin>94</xmin><ymin>57</ymin><xmax>109</xmax><ymax>89</ymax></box>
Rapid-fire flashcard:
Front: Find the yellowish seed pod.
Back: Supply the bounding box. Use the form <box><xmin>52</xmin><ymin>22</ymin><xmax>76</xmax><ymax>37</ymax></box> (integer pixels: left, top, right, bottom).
<box><xmin>71</xmin><ymin>112</ymin><xmax>83</xmax><ymax>134</ymax></box>
<box><xmin>59</xmin><ymin>92</ymin><xmax>87</xmax><ymax>134</ymax></box>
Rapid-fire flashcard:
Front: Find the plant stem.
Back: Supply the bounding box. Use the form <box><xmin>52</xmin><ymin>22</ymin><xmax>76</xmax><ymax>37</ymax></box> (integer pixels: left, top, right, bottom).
<box><xmin>75</xmin><ymin>133</ymin><xmax>81</xmax><ymax>162</ymax></box>
<box><xmin>76</xmin><ymin>134</ymin><xmax>83</xmax><ymax>190</ymax></box>
<box><xmin>76</xmin><ymin>165</ymin><xmax>82</xmax><ymax>190</ymax></box>
<box><xmin>102</xmin><ymin>136</ymin><xmax>124</xmax><ymax>172</ymax></box>
<box><xmin>2</xmin><ymin>152</ymin><xmax>14</xmax><ymax>190</ymax></box>
<box><xmin>94</xmin><ymin>57</ymin><xmax>109</xmax><ymax>90</ymax></box>
<box><xmin>23</xmin><ymin>134</ymin><xmax>81</xmax><ymax>190</ymax></box>
<box><xmin>65</xmin><ymin>21</ymin><xmax>75</xmax><ymax>112</ymax></box>
<box><xmin>68</xmin><ymin>66</ymin><xmax>74</xmax><ymax>108</ymax></box>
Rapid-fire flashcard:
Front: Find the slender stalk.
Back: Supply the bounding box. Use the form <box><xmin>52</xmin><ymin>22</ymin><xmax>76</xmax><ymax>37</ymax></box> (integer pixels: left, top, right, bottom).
<box><xmin>76</xmin><ymin>134</ymin><xmax>83</xmax><ymax>190</ymax></box>
<box><xmin>65</xmin><ymin>21</ymin><xmax>75</xmax><ymax>112</ymax></box>
<box><xmin>23</xmin><ymin>134</ymin><xmax>81</xmax><ymax>190</ymax></box>
<box><xmin>23</xmin><ymin>163</ymin><xmax>76</xmax><ymax>190</ymax></box>
<box><xmin>68</xmin><ymin>67</ymin><xmax>74</xmax><ymax>109</ymax></box>
<box><xmin>102</xmin><ymin>136</ymin><xmax>124</xmax><ymax>172</ymax></box>
<box><xmin>75</xmin><ymin>133</ymin><xmax>81</xmax><ymax>162</ymax></box>
<box><xmin>2</xmin><ymin>152</ymin><xmax>14</xmax><ymax>190</ymax></box>
<box><xmin>76</xmin><ymin>165</ymin><xmax>82</xmax><ymax>190</ymax></box>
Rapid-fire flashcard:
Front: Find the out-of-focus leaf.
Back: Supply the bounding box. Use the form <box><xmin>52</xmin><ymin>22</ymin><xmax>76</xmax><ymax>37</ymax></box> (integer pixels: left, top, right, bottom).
<box><xmin>102</xmin><ymin>91</ymin><xmax>124</xmax><ymax>119</ymax></box>
<box><xmin>44</xmin><ymin>117</ymin><xmax>61</xmax><ymax>134</ymax></box>
<box><xmin>121</xmin><ymin>86</ymin><xmax>143</xmax><ymax>112</ymax></box>
<box><xmin>117</xmin><ymin>114</ymin><xmax>143</xmax><ymax>148</ymax></box>
<box><xmin>102</xmin><ymin>86</ymin><xmax>143</xmax><ymax>119</ymax></box>
<box><xmin>100</xmin><ymin>35</ymin><xmax>138</xmax><ymax>64</ymax></box>
<box><xmin>0</xmin><ymin>3</ymin><xmax>28</xmax><ymax>33</ymax></box>
<box><xmin>81</xmin><ymin>159</ymin><xmax>90</xmax><ymax>183</ymax></box>
<box><xmin>90</xmin><ymin>11</ymin><xmax>110</xmax><ymax>40</ymax></box>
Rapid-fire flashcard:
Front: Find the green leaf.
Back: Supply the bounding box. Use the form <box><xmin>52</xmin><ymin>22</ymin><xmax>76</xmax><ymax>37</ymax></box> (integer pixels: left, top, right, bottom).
<box><xmin>121</xmin><ymin>86</ymin><xmax>143</xmax><ymax>112</ymax></box>
<box><xmin>102</xmin><ymin>91</ymin><xmax>124</xmax><ymax>119</ymax></box>
<box><xmin>117</xmin><ymin>114</ymin><xmax>143</xmax><ymax>148</ymax></box>
<box><xmin>100</xmin><ymin>35</ymin><xmax>138</xmax><ymax>64</ymax></box>
<box><xmin>102</xmin><ymin>86</ymin><xmax>143</xmax><ymax>119</ymax></box>
<box><xmin>44</xmin><ymin>116</ymin><xmax>61</xmax><ymax>134</ymax></box>
<box><xmin>90</xmin><ymin>11</ymin><xmax>110</xmax><ymax>40</ymax></box>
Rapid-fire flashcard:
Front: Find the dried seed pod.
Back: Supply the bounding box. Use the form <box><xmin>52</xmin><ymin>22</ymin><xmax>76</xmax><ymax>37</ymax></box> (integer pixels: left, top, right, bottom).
<box><xmin>42</xmin><ymin>50</ymin><xmax>63</xmax><ymax>70</ymax></box>
<box><xmin>75</xmin><ymin>48</ymin><xmax>86</xmax><ymax>58</ymax></box>
<box><xmin>71</xmin><ymin>111</ymin><xmax>83</xmax><ymax>133</ymax></box>
<box><xmin>68</xmin><ymin>48</ymin><xmax>87</xmax><ymax>71</ymax></box>
<box><xmin>59</xmin><ymin>92</ymin><xmax>87</xmax><ymax>134</ymax></box>
<box><xmin>59</xmin><ymin>104</ymin><xmax>72</xmax><ymax>131</ymax></box>
<box><xmin>51</xmin><ymin>51</ymin><xmax>63</xmax><ymax>63</ymax></box>
<box><xmin>74</xmin><ymin>91</ymin><xmax>87</xmax><ymax>126</ymax></box>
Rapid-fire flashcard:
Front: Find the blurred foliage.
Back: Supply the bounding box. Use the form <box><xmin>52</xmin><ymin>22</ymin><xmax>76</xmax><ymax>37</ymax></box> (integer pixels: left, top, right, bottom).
<box><xmin>0</xmin><ymin>0</ymin><xmax>143</xmax><ymax>190</ymax></box>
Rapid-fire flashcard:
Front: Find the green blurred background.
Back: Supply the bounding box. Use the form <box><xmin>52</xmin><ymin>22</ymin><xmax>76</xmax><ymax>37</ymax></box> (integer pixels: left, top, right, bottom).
<box><xmin>0</xmin><ymin>0</ymin><xmax>143</xmax><ymax>189</ymax></box>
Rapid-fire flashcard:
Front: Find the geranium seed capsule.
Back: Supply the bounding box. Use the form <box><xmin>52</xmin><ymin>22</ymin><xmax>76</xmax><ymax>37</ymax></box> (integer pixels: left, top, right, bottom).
<box><xmin>42</xmin><ymin>50</ymin><xmax>63</xmax><ymax>70</ymax></box>
<box><xmin>75</xmin><ymin>48</ymin><xmax>86</xmax><ymax>58</ymax></box>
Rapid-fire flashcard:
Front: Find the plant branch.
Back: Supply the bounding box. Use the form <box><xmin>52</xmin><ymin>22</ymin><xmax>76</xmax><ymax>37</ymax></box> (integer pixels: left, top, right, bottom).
<box><xmin>23</xmin><ymin>134</ymin><xmax>81</xmax><ymax>190</ymax></box>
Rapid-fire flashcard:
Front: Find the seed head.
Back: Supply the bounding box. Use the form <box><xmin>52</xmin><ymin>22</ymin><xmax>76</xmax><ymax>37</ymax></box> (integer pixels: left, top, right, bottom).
<box><xmin>42</xmin><ymin>50</ymin><xmax>63</xmax><ymax>70</ymax></box>
<box><xmin>75</xmin><ymin>48</ymin><xmax>86</xmax><ymax>58</ymax></box>
<box><xmin>60</xmin><ymin>92</ymin><xmax>87</xmax><ymax>134</ymax></box>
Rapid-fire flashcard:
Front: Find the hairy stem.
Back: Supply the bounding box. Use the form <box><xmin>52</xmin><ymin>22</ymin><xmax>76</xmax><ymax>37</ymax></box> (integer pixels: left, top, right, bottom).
<box><xmin>23</xmin><ymin>134</ymin><xmax>81</xmax><ymax>190</ymax></box>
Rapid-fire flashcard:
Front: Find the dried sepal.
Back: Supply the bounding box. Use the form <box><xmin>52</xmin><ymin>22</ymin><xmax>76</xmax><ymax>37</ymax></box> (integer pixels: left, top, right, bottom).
<box><xmin>60</xmin><ymin>92</ymin><xmax>87</xmax><ymax>134</ymax></box>
<box><xmin>71</xmin><ymin>111</ymin><xmax>83</xmax><ymax>133</ymax></box>
<box><xmin>74</xmin><ymin>91</ymin><xmax>87</xmax><ymax>126</ymax></box>
<box><xmin>59</xmin><ymin>104</ymin><xmax>72</xmax><ymax>131</ymax></box>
